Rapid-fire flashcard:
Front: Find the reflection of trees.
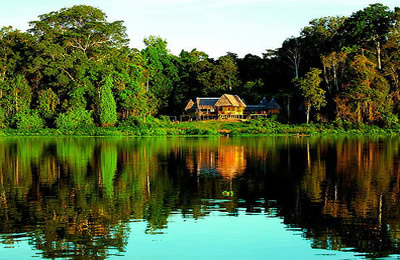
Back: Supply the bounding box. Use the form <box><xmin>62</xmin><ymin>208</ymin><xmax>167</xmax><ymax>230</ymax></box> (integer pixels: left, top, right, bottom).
<box><xmin>1</xmin><ymin>137</ymin><xmax>400</xmax><ymax>258</ymax></box>
<box><xmin>229</xmin><ymin>136</ymin><xmax>400</xmax><ymax>258</ymax></box>
<box><xmin>0</xmin><ymin>137</ymin><xmax>246</xmax><ymax>258</ymax></box>
<box><xmin>297</xmin><ymin>137</ymin><xmax>400</xmax><ymax>258</ymax></box>
<box><xmin>0</xmin><ymin>138</ymin><xmax>129</xmax><ymax>259</ymax></box>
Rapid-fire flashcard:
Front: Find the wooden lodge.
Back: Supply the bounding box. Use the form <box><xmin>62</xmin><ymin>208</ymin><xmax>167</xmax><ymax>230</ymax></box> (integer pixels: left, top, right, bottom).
<box><xmin>185</xmin><ymin>97</ymin><xmax>220</xmax><ymax>119</ymax></box>
<box><xmin>265</xmin><ymin>98</ymin><xmax>281</xmax><ymax>115</ymax></box>
<box><xmin>215</xmin><ymin>94</ymin><xmax>247</xmax><ymax>117</ymax></box>
<box><xmin>185</xmin><ymin>94</ymin><xmax>246</xmax><ymax>119</ymax></box>
<box><xmin>244</xmin><ymin>97</ymin><xmax>281</xmax><ymax>115</ymax></box>
<box><xmin>184</xmin><ymin>94</ymin><xmax>281</xmax><ymax>120</ymax></box>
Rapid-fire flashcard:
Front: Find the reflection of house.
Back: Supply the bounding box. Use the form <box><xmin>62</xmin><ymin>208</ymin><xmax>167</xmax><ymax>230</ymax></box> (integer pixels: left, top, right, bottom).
<box><xmin>186</xmin><ymin>148</ymin><xmax>218</xmax><ymax>176</ymax></box>
<box><xmin>185</xmin><ymin>144</ymin><xmax>246</xmax><ymax>179</ymax></box>
<box><xmin>185</xmin><ymin>95</ymin><xmax>281</xmax><ymax>119</ymax></box>
<box><xmin>217</xmin><ymin>146</ymin><xmax>247</xmax><ymax>179</ymax></box>
<box><xmin>185</xmin><ymin>94</ymin><xmax>246</xmax><ymax>119</ymax></box>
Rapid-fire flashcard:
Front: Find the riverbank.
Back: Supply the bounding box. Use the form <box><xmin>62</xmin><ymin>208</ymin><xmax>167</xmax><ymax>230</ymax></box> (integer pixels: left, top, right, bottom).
<box><xmin>0</xmin><ymin>117</ymin><xmax>399</xmax><ymax>137</ymax></box>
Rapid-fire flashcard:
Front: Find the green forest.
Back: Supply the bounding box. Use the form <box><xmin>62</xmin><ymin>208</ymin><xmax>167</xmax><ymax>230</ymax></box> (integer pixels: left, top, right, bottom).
<box><xmin>0</xmin><ymin>3</ymin><xmax>400</xmax><ymax>133</ymax></box>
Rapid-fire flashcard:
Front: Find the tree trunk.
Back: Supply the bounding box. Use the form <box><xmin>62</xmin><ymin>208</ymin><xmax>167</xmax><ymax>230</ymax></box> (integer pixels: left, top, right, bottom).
<box><xmin>0</xmin><ymin>71</ymin><xmax>5</xmax><ymax>98</ymax></box>
<box><xmin>377</xmin><ymin>41</ymin><xmax>382</xmax><ymax>70</ymax></box>
<box><xmin>333</xmin><ymin>64</ymin><xmax>339</xmax><ymax>92</ymax></box>
<box><xmin>356</xmin><ymin>103</ymin><xmax>361</xmax><ymax>124</ymax></box>
<box><xmin>307</xmin><ymin>141</ymin><xmax>311</xmax><ymax>169</ymax></box>
<box><xmin>14</xmin><ymin>91</ymin><xmax>18</xmax><ymax>114</ymax></box>
<box><xmin>306</xmin><ymin>105</ymin><xmax>310</xmax><ymax>124</ymax></box>
<box><xmin>390</xmin><ymin>66</ymin><xmax>399</xmax><ymax>90</ymax></box>
<box><xmin>322</xmin><ymin>65</ymin><xmax>329</xmax><ymax>87</ymax></box>
<box><xmin>287</xmin><ymin>95</ymin><xmax>291</xmax><ymax>123</ymax></box>
<box><xmin>368</xmin><ymin>102</ymin><xmax>374</xmax><ymax>123</ymax></box>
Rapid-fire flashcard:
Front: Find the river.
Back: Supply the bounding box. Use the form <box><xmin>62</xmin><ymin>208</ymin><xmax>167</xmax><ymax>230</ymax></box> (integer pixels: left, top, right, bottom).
<box><xmin>0</xmin><ymin>136</ymin><xmax>399</xmax><ymax>259</ymax></box>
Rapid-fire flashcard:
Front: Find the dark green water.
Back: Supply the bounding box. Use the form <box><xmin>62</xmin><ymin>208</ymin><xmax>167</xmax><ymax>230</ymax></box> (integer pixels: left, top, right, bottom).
<box><xmin>0</xmin><ymin>136</ymin><xmax>400</xmax><ymax>259</ymax></box>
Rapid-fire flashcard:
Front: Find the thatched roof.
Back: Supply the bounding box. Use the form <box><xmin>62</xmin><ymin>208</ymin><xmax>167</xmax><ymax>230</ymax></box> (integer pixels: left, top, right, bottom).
<box><xmin>185</xmin><ymin>99</ymin><xmax>195</xmax><ymax>111</ymax></box>
<box><xmin>266</xmin><ymin>98</ymin><xmax>281</xmax><ymax>110</ymax></box>
<box><xmin>259</xmin><ymin>97</ymin><xmax>269</xmax><ymax>106</ymax></box>
<box><xmin>215</xmin><ymin>94</ymin><xmax>246</xmax><ymax>107</ymax></box>
<box><xmin>196</xmin><ymin>97</ymin><xmax>219</xmax><ymax>109</ymax></box>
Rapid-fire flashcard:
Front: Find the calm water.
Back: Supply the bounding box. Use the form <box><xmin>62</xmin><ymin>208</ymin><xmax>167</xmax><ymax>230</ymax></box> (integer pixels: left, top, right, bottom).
<box><xmin>0</xmin><ymin>136</ymin><xmax>400</xmax><ymax>259</ymax></box>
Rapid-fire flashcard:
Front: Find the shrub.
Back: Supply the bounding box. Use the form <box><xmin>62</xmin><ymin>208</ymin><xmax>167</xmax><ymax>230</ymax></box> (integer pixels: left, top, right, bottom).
<box><xmin>119</xmin><ymin>115</ymin><xmax>170</xmax><ymax>129</ymax></box>
<box><xmin>56</xmin><ymin>109</ymin><xmax>94</xmax><ymax>129</ymax></box>
<box><xmin>0</xmin><ymin>107</ymin><xmax>7</xmax><ymax>128</ymax></box>
<box><xmin>12</xmin><ymin>110</ymin><xmax>45</xmax><ymax>129</ymax></box>
<box><xmin>119</xmin><ymin>116</ymin><xmax>148</xmax><ymax>128</ymax></box>
<box><xmin>37</xmin><ymin>88</ymin><xmax>57</xmax><ymax>119</ymax></box>
<box><xmin>181</xmin><ymin>126</ymin><xmax>218</xmax><ymax>135</ymax></box>
<box><xmin>381</xmin><ymin>112</ymin><xmax>399</xmax><ymax>127</ymax></box>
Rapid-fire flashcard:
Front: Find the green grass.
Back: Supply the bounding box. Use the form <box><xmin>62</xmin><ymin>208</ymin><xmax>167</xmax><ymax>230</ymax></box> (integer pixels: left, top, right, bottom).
<box><xmin>0</xmin><ymin>117</ymin><xmax>399</xmax><ymax>137</ymax></box>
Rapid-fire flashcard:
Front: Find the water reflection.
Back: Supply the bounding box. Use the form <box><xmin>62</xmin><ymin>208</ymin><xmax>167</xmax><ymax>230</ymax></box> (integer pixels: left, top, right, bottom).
<box><xmin>0</xmin><ymin>137</ymin><xmax>400</xmax><ymax>259</ymax></box>
<box><xmin>299</xmin><ymin>138</ymin><xmax>400</xmax><ymax>258</ymax></box>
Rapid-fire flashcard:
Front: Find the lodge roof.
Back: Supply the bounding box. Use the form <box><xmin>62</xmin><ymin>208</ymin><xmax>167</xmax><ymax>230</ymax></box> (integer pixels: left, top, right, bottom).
<box><xmin>185</xmin><ymin>99</ymin><xmax>195</xmax><ymax>111</ymax></box>
<box><xmin>266</xmin><ymin>98</ymin><xmax>281</xmax><ymax>110</ymax></box>
<box><xmin>259</xmin><ymin>97</ymin><xmax>269</xmax><ymax>106</ymax></box>
<box><xmin>245</xmin><ymin>105</ymin><xmax>266</xmax><ymax>111</ymax></box>
<box><xmin>196</xmin><ymin>97</ymin><xmax>219</xmax><ymax>109</ymax></box>
<box><xmin>215</xmin><ymin>94</ymin><xmax>247</xmax><ymax>108</ymax></box>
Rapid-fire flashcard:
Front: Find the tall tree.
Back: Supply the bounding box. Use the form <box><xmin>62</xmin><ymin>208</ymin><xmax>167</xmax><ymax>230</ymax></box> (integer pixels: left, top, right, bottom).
<box><xmin>338</xmin><ymin>3</ymin><xmax>394</xmax><ymax>69</ymax></box>
<box><xmin>99</xmin><ymin>76</ymin><xmax>117</xmax><ymax>126</ymax></box>
<box><xmin>204</xmin><ymin>54</ymin><xmax>240</xmax><ymax>95</ymax></box>
<box><xmin>321</xmin><ymin>51</ymin><xmax>348</xmax><ymax>94</ymax></box>
<box><xmin>115</xmin><ymin>50</ymin><xmax>157</xmax><ymax>118</ymax></box>
<box><xmin>141</xmin><ymin>36</ymin><xmax>179</xmax><ymax>113</ymax></box>
<box><xmin>0</xmin><ymin>27</ymin><xmax>35</xmax><ymax>122</ymax></box>
<box><xmin>301</xmin><ymin>16</ymin><xmax>346</xmax><ymax>69</ymax></box>
<box><xmin>335</xmin><ymin>55</ymin><xmax>390</xmax><ymax>124</ymax></box>
<box><xmin>382</xmin><ymin>8</ymin><xmax>400</xmax><ymax>91</ymax></box>
<box><xmin>171</xmin><ymin>49</ymin><xmax>213</xmax><ymax>114</ymax></box>
<box><xmin>0</xmin><ymin>27</ymin><xmax>33</xmax><ymax>86</ymax></box>
<box><xmin>28</xmin><ymin>5</ymin><xmax>128</xmax><ymax>112</ymax></box>
<box><xmin>295</xmin><ymin>68</ymin><xmax>326</xmax><ymax>124</ymax></box>
<box><xmin>280</xmin><ymin>37</ymin><xmax>302</xmax><ymax>78</ymax></box>
<box><xmin>301</xmin><ymin>16</ymin><xmax>346</xmax><ymax>46</ymax></box>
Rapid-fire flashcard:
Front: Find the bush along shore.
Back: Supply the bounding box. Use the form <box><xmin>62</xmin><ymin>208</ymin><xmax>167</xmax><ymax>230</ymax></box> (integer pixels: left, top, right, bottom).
<box><xmin>1</xmin><ymin>116</ymin><xmax>400</xmax><ymax>137</ymax></box>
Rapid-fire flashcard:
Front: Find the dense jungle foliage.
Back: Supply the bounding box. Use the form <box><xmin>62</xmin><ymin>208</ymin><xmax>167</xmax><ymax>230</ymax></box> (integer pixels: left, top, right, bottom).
<box><xmin>0</xmin><ymin>3</ymin><xmax>400</xmax><ymax>131</ymax></box>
